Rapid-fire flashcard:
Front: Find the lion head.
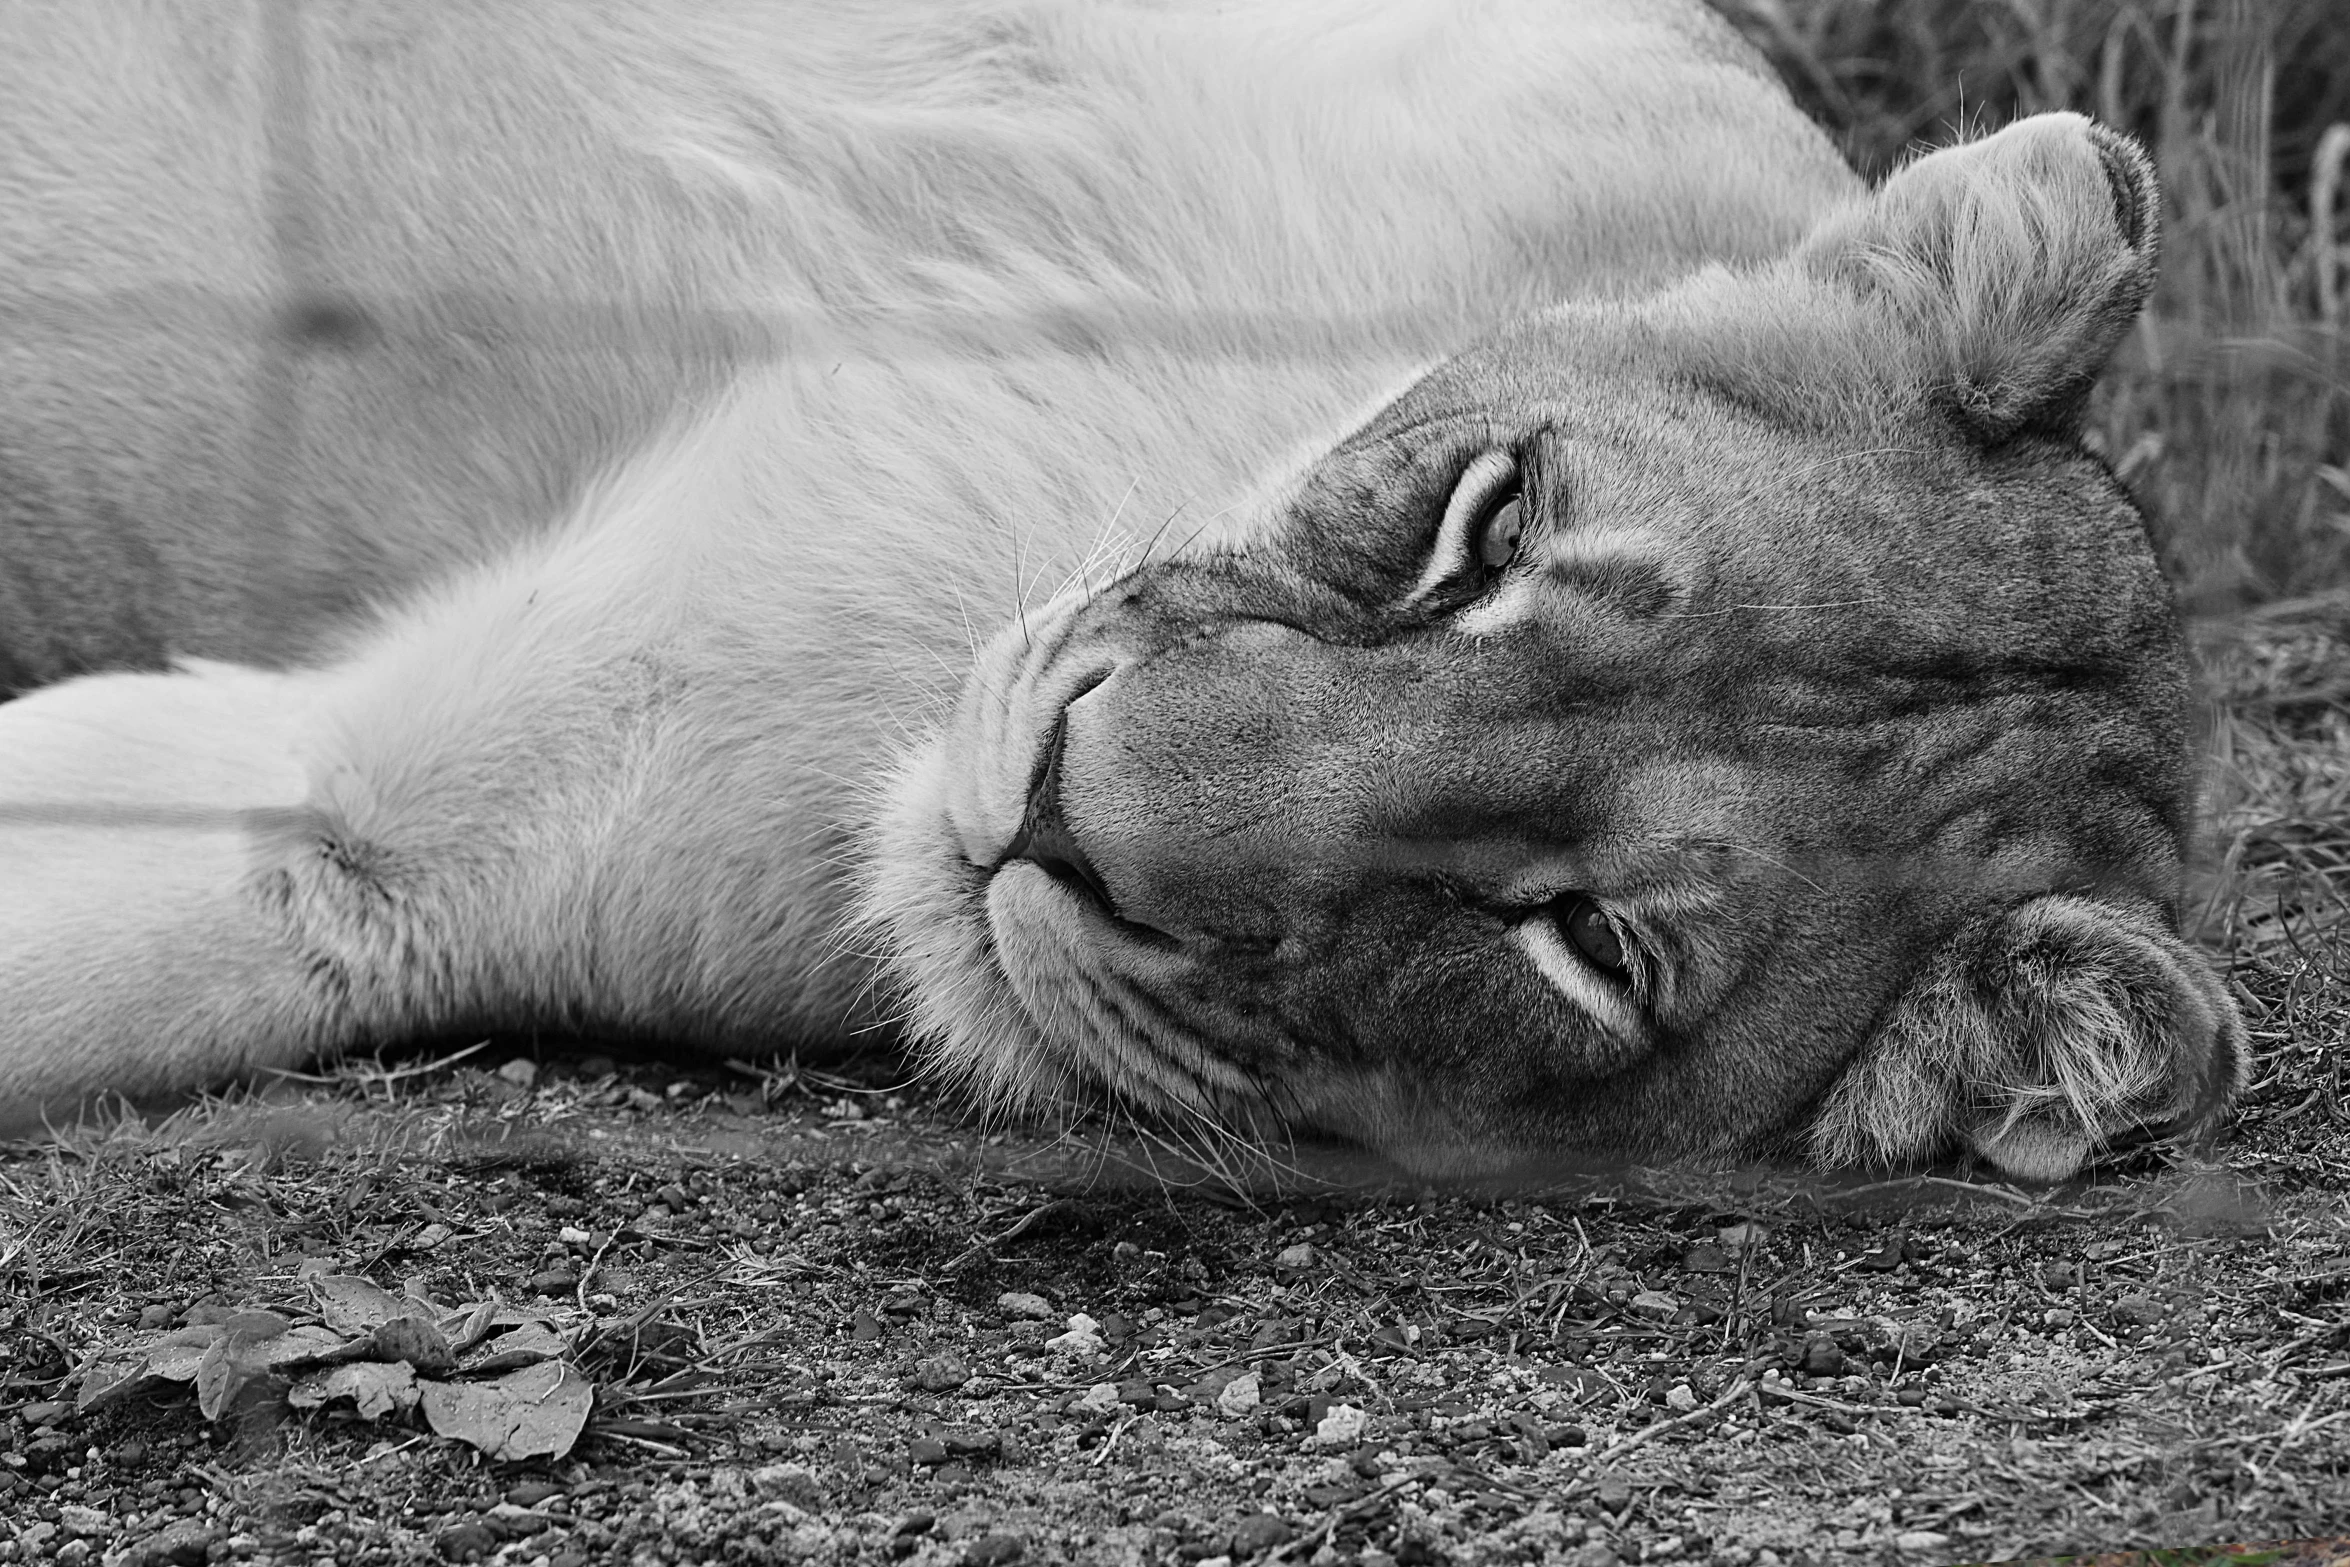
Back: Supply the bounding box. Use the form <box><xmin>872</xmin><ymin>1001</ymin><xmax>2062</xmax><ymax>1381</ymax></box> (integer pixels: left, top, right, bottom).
<box><xmin>866</xmin><ymin>113</ymin><xmax>2247</xmax><ymax>1183</ymax></box>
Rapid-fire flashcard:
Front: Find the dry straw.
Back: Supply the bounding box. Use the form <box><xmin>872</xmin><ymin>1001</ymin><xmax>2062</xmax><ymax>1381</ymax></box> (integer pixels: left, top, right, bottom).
<box><xmin>1710</xmin><ymin>0</ymin><xmax>2350</xmax><ymax>609</ymax></box>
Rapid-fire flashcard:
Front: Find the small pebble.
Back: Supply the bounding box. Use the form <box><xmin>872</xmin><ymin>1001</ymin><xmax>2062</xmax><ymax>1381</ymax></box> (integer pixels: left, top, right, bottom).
<box><xmin>1229</xmin><ymin>1513</ymin><xmax>1294</xmax><ymax>1554</ymax></box>
<box><xmin>1074</xmin><ymin>1383</ymin><xmax>1123</xmax><ymax>1414</ymax></box>
<box><xmin>1857</xmin><ymin>1238</ymin><xmax>1906</xmax><ymax>1272</ymax></box>
<box><xmin>19</xmin><ymin>1401</ymin><xmax>68</xmax><ymax>1425</ymax></box>
<box><xmin>1628</xmin><ymin>1290</ymin><xmax>1679</xmax><ymax>1320</ymax></box>
<box><xmin>527</xmin><ymin>1269</ymin><xmax>577</xmax><ymax>1296</ymax></box>
<box><xmin>436</xmin><ymin>1522</ymin><xmax>497</xmax><ymax>1562</ymax></box>
<box><xmin>137</xmin><ymin>1303</ymin><xmax>179</xmax><ymax>1330</ymax></box>
<box><xmin>495</xmin><ymin>1059</ymin><xmax>538</xmax><ymax>1088</ymax></box>
<box><xmin>1799</xmin><ymin>1336</ymin><xmax>1846</xmax><ymax>1377</ymax></box>
<box><xmin>1045</xmin><ymin>1314</ymin><xmax>1106</xmax><ymax>1358</ymax></box>
<box><xmin>750</xmin><ymin>1463</ymin><xmax>825</xmax><ymax>1508</ymax></box>
<box><xmin>483</xmin><ymin>1504</ymin><xmax>548</xmax><ymax>1539</ymax></box>
<box><xmin>1216</xmin><ymin>1372</ymin><xmax>1262</xmax><ymax>1418</ymax></box>
<box><xmin>1894</xmin><ymin>1532</ymin><xmax>1952</xmax><ymax>1553</ymax></box>
<box><xmin>503</xmin><ymin>1481</ymin><xmax>563</xmax><ymax>1508</ymax></box>
<box><xmin>58</xmin><ymin>1505</ymin><xmax>109</xmax><ymax>1537</ymax></box>
<box><xmin>907</xmin><ymin>1436</ymin><xmax>950</xmax><ymax>1467</ymax></box>
<box><xmin>962</xmin><ymin>1535</ymin><xmax>1026</xmax><ymax>1566</ymax></box>
<box><xmin>122</xmin><ymin>1520</ymin><xmax>218</xmax><ymax>1567</ymax></box>
<box><xmin>1310</xmin><ymin>1403</ymin><xmax>1367</xmax><ymax>1447</ymax></box>
<box><xmin>852</xmin><ymin>1308</ymin><xmax>885</xmax><ymax>1343</ymax></box>
<box><xmin>913</xmin><ymin>1352</ymin><xmax>970</xmax><ymax>1392</ymax></box>
<box><xmin>1663</xmin><ymin>1384</ymin><xmax>1698</xmax><ymax>1412</ymax></box>
<box><xmin>1274</xmin><ymin>1243</ymin><xmax>1319</xmax><ymax>1270</ymax></box>
<box><xmin>995</xmin><ymin>1292</ymin><xmax>1054</xmax><ymax>1320</ymax></box>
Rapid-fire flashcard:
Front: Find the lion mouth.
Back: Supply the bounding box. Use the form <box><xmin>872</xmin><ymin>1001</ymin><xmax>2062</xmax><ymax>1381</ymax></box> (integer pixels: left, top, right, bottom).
<box><xmin>991</xmin><ymin>694</ymin><xmax>1179</xmax><ymax>949</ymax></box>
<box><xmin>981</xmin><ymin>860</ymin><xmax>1271</xmax><ymax>1116</ymax></box>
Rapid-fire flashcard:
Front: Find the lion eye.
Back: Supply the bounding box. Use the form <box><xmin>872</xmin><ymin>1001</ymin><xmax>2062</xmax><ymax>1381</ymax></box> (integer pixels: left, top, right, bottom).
<box><xmin>1559</xmin><ymin>897</ymin><xmax>1626</xmax><ymax>974</ymax></box>
<box><xmin>1475</xmin><ymin>491</ymin><xmax>1524</xmax><ymax>571</ymax></box>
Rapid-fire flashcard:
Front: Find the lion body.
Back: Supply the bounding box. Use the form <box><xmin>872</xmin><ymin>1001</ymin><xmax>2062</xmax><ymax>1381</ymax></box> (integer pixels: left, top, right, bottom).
<box><xmin>0</xmin><ymin>0</ymin><xmax>1848</xmax><ymax>688</ymax></box>
<box><xmin>0</xmin><ymin>1</ymin><xmax>2241</xmax><ymax>1175</ymax></box>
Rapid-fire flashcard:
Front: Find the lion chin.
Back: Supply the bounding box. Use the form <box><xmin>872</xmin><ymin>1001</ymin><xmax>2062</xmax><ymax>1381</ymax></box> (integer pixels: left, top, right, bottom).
<box><xmin>0</xmin><ymin>1</ymin><xmax>2242</xmax><ymax>1181</ymax></box>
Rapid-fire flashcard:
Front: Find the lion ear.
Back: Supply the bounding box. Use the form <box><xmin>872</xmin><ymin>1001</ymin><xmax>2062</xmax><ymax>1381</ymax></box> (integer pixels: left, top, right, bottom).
<box><xmin>1796</xmin><ymin>111</ymin><xmax>2160</xmax><ymax>442</ymax></box>
<box><xmin>1808</xmin><ymin>896</ymin><xmax>2247</xmax><ymax>1182</ymax></box>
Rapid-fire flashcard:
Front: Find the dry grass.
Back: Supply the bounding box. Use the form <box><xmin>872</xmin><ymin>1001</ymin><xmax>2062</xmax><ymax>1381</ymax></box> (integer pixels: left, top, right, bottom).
<box><xmin>1708</xmin><ymin>0</ymin><xmax>2350</xmax><ymax>610</ymax></box>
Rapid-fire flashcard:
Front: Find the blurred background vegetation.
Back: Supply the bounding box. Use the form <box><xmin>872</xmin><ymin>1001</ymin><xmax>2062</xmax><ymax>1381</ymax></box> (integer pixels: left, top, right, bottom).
<box><xmin>1706</xmin><ymin>0</ymin><xmax>2350</xmax><ymax>612</ymax></box>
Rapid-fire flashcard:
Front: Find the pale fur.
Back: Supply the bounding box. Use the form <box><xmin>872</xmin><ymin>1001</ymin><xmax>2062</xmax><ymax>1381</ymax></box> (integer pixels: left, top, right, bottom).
<box><xmin>1808</xmin><ymin>897</ymin><xmax>2249</xmax><ymax>1180</ymax></box>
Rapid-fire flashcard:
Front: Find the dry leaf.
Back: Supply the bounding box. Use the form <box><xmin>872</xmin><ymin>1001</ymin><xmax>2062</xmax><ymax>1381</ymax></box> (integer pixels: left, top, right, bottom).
<box><xmin>419</xmin><ymin>1361</ymin><xmax>594</xmax><ymax>1461</ymax></box>
<box><xmin>247</xmin><ymin>1325</ymin><xmax>348</xmax><ymax>1371</ymax></box>
<box><xmin>463</xmin><ymin>1322</ymin><xmax>568</xmax><ymax>1375</ymax></box>
<box><xmin>448</xmin><ymin>1296</ymin><xmax>499</xmax><ymax>1353</ymax></box>
<box><xmin>363</xmin><ymin>1315</ymin><xmax>455</xmax><ymax>1375</ymax></box>
<box><xmin>309</xmin><ymin>1276</ymin><xmax>425</xmax><ymax>1336</ymax></box>
<box><xmin>190</xmin><ymin>1316</ymin><xmax>341</xmax><ymax>1421</ymax></box>
<box><xmin>289</xmin><ymin>1361</ymin><xmax>421</xmax><ymax>1420</ymax></box>
<box><xmin>75</xmin><ymin>1354</ymin><xmax>156</xmax><ymax>1413</ymax></box>
<box><xmin>195</xmin><ymin>1334</ymin><xmax>261</xmax><ymax>1422</ymax></box>
<box><xmin>147</xmin><ymin>1325</ymin><xmax>228</xmax><ymax>1382</ymax></box>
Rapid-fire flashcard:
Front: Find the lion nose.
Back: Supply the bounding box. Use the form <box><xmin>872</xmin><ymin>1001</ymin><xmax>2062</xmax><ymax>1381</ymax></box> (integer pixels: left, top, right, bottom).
<box><xmin>995</xmin><ymin>711</ymin><xmax>1133</xmax><ymax>925</ymax></box>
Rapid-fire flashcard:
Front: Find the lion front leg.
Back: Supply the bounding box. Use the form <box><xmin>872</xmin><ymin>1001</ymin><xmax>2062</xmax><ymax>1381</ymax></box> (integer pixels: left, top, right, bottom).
<box><xmin>0</xmin><ymin>660</ymin><xmax>376</xmax><ymax>1121</ymax></box>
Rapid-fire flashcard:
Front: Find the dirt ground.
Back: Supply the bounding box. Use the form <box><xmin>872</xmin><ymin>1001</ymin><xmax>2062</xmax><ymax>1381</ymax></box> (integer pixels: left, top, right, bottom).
<box><xmin>2</xmin><ymin>604</ymin><xmax>2347</xmax><ymax>1567</ymax></box>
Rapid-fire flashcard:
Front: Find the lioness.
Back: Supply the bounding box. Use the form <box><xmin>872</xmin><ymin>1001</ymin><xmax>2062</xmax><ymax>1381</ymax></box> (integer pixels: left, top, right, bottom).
<box><xmin>0</xmin><ymin>0</ymin><xmax>2243</xmax><ymax>1179</ymax></box>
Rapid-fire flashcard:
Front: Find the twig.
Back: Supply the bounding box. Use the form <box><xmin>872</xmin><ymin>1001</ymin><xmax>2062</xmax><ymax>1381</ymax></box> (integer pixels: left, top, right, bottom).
<box><xmin>2186</xmin><ymin>1405</ymin><xmax>2350</xmax><ymax>1455</ymax></box>
<box><xmin>1087</xmin><ymin>1414</ymin><xmax>1139</xmax><ymax>1468</ymax></box>
<box><xmin>591</xmin><ymin>1428</ymin><xmax>690</xmax><ymax>1459</ymax></box>
<box><xmin>1760</xmin><ymin>1383</ymin><xmax>2049</xmax><ymax>1424</ymax></box>
<box><xmin>1814</xmin><ymin>1175</ymin><xmax>2042</xmax><ymax>1207</ymax></box>
<box><xmin>575</xmin><ymin>1232</ymin><xmax>618</xmax><ymax>1315</ymax></box>
<box><xmin>1588</xmin><ymin>1376</ymin><xmax>1757</xmax><ymax>1466</ymax></box>
<box><xmin>1270</xmin><ymin>1485</ymin><xmax>1401</xmax><ymax>1564</ymax></box>
<box><xmin>944</xmin><ymin>1200</ymin><xmax>1080</xmax><ymax>1270</ymax></box>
